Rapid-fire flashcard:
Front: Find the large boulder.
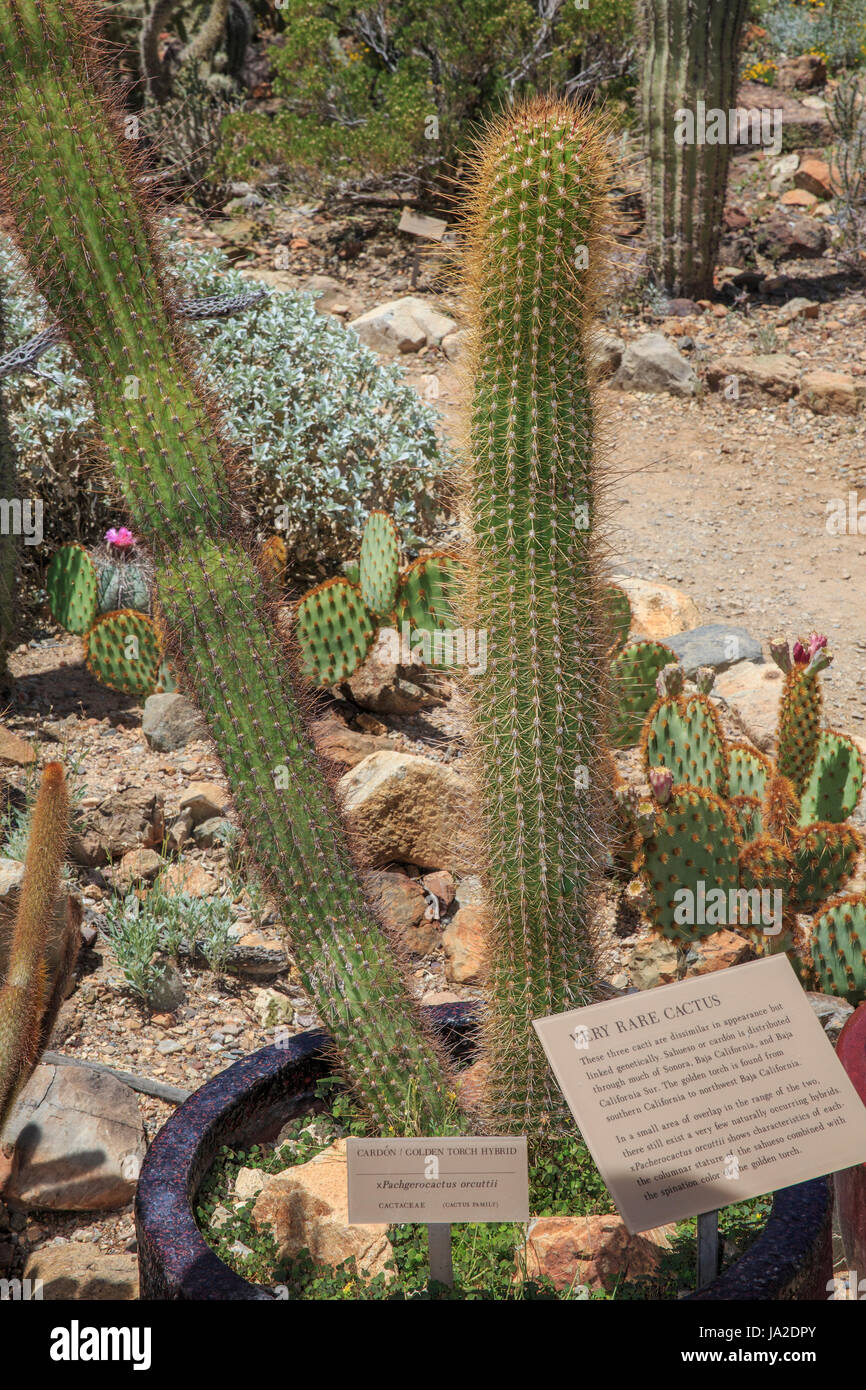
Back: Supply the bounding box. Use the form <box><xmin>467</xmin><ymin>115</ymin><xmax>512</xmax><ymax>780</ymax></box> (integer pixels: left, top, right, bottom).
<box><xmin>615</xmin><ymin>577</ymin><xmax>702</xmax><ymax>641</ymax></box>
<box><xmin>1</xmin><ymin>1064</ymin><xmax>146</xmax><ymax>1211</ymax></box>
<box><xmin>442</xmin><ymin>905</ymin><xmax>488</xmax><ymax>984</ymax></box>
<box><xmin>22</xmin><ymin>1245</ymin><xmax>139</xmax><ymax>1300</ymax></box>
<box><xmin>349</xmin><ymin>296</ymin><xmax>457</xmax><ymax>355</ymax></box>
<box><xmin>800</xmin><ymin>370</ymin><xmax>860</xmax><ymax>416</ymax></box>
<box><xmin>364</xmin><ymin>869</ymin><xmax>440</xmax><ymax>956</ymax></box>
<box><xmin>705</xmin><ymin>352</ymin><xmax>801</xmax><ymax>400</ymax></box>
<box><xmin>251</xmin><ymin>1139</ymin><xmax>394</xmax><ymax>1280</ymax></box>
<box><xmin>666</xmin><ymin>624</ymin><xmax>762</xmax><ymax>677</ymax></box>
<box><xmin>523</xmin><ymin>1214</ymin><xmax>677</xmax><ymax>1292</ymax></box>
<box><xmin>712</xmin><ymin>661</ymin><xmax>785</xmax><ymax>752</ymax></box>
<box><xmin>338</xmin><ymin>751</ymin><xmax>478</xmax><ymax>872</ymax></box>
<box><xmin>612</xmin><ymin>334</ymin><xmax>697</xmax><ymax>397</ymax></box>
<box><xmin>341</xmin><ymin>629</ymin><xmax>448</xmax><ymax>715</ymax></box>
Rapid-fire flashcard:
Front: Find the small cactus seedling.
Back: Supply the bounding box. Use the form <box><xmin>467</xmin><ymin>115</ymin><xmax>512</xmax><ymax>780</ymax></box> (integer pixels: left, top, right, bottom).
<box><xmin>46</xmin><ymin>543</ymin><xmax>98</xmax><ymax>634</ymax></box>
<box><xmin>294</xmin><ymin>577</ymin><xmax>377</xmax><ymax>686</ymax></box>
<box><xmin>0</xmin><ymin>762</ymin><xmax>75</xmax><ymax>1129</ymax></box>
<box><xmin>95</xmin><ymin>557</ymin><xmax>151</xmax><ymax>616</ymax></box>
<box><xmin>609</xmin><ymin>640</ymin><xmax>678</xmax><ymax>748</ymax></box>
<box><xmin>811</xmin><ymin>895</ymin><xmax>866</xmax><ymax>1004</ymax></box>
<box><xmin>359</xmin><ymin>511</ymin><xmax>400</xmax><ymax>619</ymax></box>
<box><xmin>85</xmin><ymin>609</ymin><xmax>165</xmax><ymax>697</ymax></box>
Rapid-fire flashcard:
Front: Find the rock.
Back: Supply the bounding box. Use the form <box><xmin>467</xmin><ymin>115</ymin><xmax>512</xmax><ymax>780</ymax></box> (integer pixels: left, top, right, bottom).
<box><xmin>193</xmin><ymin>816</ymin><xmax>235</xmax><ymax>849</ymax></box>
<box><xmin>0</xmin><ymin>726</ymin><xmax>36</xmax><ymax>766</ymax></box>
<box><xmin>806</xmin><ymin>992</ymin><xmax>854</xmax><ymax>1046</ymax></box>
<box><xmin>165</xmin><ymin>808</ymin><xmax>194</xmax><ymax>854</ymax></box>
<box><xmin>776</xmin><ymin>53</ymin><xmax>827</xmax><ymax>91</ymax></box>
<box><xmin>158</xmin><ymin>860</ymin><xmax>219</xmax><ymax>898</ymax></box>
<box><xmin>421</xmin><ymin>870</ymin><xmax>456</xmax><ymax>912</ymax></box>
<box><xmin>453</xmin><ymin>873</ymin><xmax>487</xmax><ymax>909</ymax></box>
<box><xmin>234</xmin><ymin>1167</ymin><xmax>270</xmax><ymax>1202</ymax></box>
<box><xmin>349</xmin><ymin>296</ymin><xmax>457</xmax><ymax>355</ymax></box>
<box><xmin>442</xmin><ymin>905</ymin><xmax>488</xmax><ymax>984</ymax></box>
<box><xmin>342</xmin><ymin>629</ymin><xmax>446</xmax><ymax>715</ymax></box>
<box><xmin>311</xmin><ymin>715</ymin><xmax>397</xmax><ymax>769</ymax></box>
<box><xmin>456</xmin><ymin>1057</ymin><xmax>489</xmax><ymax>1111</ymax></box>
<box><xmin>589</xmin><ymin>328</ymin><xmax>625</xmax><ymax>377</ymax></box>
<box><xmin>179</xmin><ymin>781</ymin><xmax>232</xmax><ymax>825</ymax></box>
<box><xmin>22</xmin><ymin>1246</ymin><xmax>138</xmax><ymax>1300</ymax></box>
<box><xmin>705</xmin><ymin>352</ymin><xmax>801</xmax><ymax>400</ymax></box>
<box><xmin>142</xmin><ymin>693</ymin><xmax>208</xmax><ymax>752</ymax></box>
<box><xmin>780</xmin><ymin>188</ymin><xmax>818</xmax><ymax>209</ymax></box>
<box><xmin>800</xmin><ymin>370</ymin><xmax>860</xmax><ymax>416</ymax></box>
<box><xmin>441</xmin><ymin>328</ymin><xmax>469</xmax><ymax>362</ymax></box>
<box><xmin>145</xmin><ymin>960</ymin><xmax>186</xmax><ymax>1014</ymax></box>
<box><xmin>615</xmin><ymin>577</ymin><xmax>702</xmax><ymax>641</ymax></box>
<box><xmin>70</xmin><ymin>786</ymin><xmax>165</xmax><ymax>866</ymax></box>
<box><xmin>793</xmin><ymin>156</ymin><xmax>837</xmax><ymax>199</ymax></box>
<box><xmin>252</xmin><ymin>1138</ymin><xmax>393</xmax><ymax>1279</ymax></box>
<box><xmin>612</xmin><ymin>333</ymin><xmax>698</xmax><ymax>397</ymax></box>
<box><xmin>686</xmin><ymin>929</ymin><xmax>755</xmax><ymax>976</ymax></box>
<box><xmin>364</xmin><ymin>870</ymin><xmax>439</xmax><ymax>955</ymax></box>
<box><xmin>422</xmin><ymin>989</ymin><xmax>463</xmax><ymax>1007</ymax></box>
<box><xmin>302</xmin><ymin>274</ymin><xmax>359</xmax><ymax>318</ymax></box>
<box><xmin>114</xmin><ymin>847</ymin><xmax>162</xmax><ymax>888</ymax></box>
<box><xmin>0</xmin><ymin>861</ymin><xmax>81</xmax><ymax>992</ymax></box>
<box><xmin>666</xmin><ymin>624</ymin><xmax>762</xmax><ymax>677</ymax></box>
<box><xmin>755</xmin><ymin>213</ymin><xmax>829</xmax><ymax>261</ymax></box>
<box><xmin>775</xmin><ymin>297</ymin><xmax>819</xmax><ymax>325</ymax></box>
<box><xmin>1</xmin><ymin>1064</ymin><xmax>145</xmax><ymax>1210</ymax></box>
<box><xmin>712</xmin><ymin>662</ymin><xmax>784</xmax><ymax>752</ymax></box>
<box><xmin>627</xmin><ymin>936</ymin><xmax>680</xmax><ymax>990</ymax></box>
<box><xmin>251</xmin><ymin>987</ymin><xmax>293</xmax><ymax>1029</ymax></box>
<box><xmin>338</xmin><ymin>751</ymin><xmax>477</xmax><ymax>872</ymax></box>
<box><xmin>523</xmin><ymin>1215</ymin><xmax>676</xmax><ymax>1292</ymax></box>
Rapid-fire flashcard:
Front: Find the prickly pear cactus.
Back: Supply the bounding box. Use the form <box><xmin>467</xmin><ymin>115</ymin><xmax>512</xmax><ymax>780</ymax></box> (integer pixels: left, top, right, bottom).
<box><xmin>791</xmin><ymin>824</ymin><xmax>861</xmax><ymax>914</ymax></box>
<box><xmin>799</xmin><ymin>731</ymin><xmax>864</xmax><ymax>827</ymax></box>
<box><xmin>774</xmin><ymin>634</ymin><xmax>832</xmax><ymax>795</ymax></box>
<box><xmin>609</xmin><ymin>640</ymin><xmax>677</xmax><ymax>748</ymax></box>
<box><xmin>395</xmin><ymin>553</ymin><xmax>462</xmax><ymax>632</ymax></box>
<box><xmin>635</xmin><ymin>785</ymin><xmax>741</xmax><ymax>940</ymax></box>
<box><xmin>85</xmin><ymin>609</ymin><xmax>164</xmax><ymax>697</ymax></box>
<box><xmin>359</xmin><ymin>511</ymin><xmax>400</xmax><ymax>619</ymax></box>
<box><xmin>294</xmin><ymin>577</ymin><xmax>376</xmax><ymax>686</ymax></box>
<box><xmin>642</xmin><ymin>692</ymin><xmax>728</xmax><ymax>797</ymax></box>
<box><xmin>47</xmin><ymin>543</ymin><xmax>98</xmax><ymax>634</ymax></box>
<box><xmin>728</xmin><ymin>743</ymin><xmax>772</xmax><ymax>800</ymax></box>
<box><xmin>811</xmin><ymin>895</ymin><xmax>866</xmax><ymax>1004</ymax></box>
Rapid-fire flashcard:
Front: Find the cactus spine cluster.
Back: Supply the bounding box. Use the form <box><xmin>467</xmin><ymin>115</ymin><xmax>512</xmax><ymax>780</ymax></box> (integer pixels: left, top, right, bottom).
<box><xmin>637</xmin><ymin>0</ymin><xmax>749</xmax><ymax>298</ymax></box>
<box><xmin>462</xmin><ymin>99</ymin><xmax>612</xmax><ymax>1133</ymax></box>
<box><xmin>0</xmin><ymin>762</ymin><xmax>73</xmax><ymax>1129</ymax></box>
<box><xmin>0</xmin><ymin>0</ymin><xmax>457</xmax><ymax>1133</ymax></box>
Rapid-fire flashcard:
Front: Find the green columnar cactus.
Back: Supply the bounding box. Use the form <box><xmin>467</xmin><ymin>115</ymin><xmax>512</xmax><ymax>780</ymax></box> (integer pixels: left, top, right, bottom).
<box><xmin>811</xmin><ymin>896</ymin><xmax>866</xmax><ymax>1004</ymax></box>
<box><xmin>0</xmin><ymin>288</ymin><xmax>18</xmax><ymax>695</ymax></box>
<box><xmin>460</xmin><ymin>98</ymin><xmax>613</xmax><ymax>1132</ymax></box>
<box><xmin>637</xmin><ymin>0</ymin><xmax>749</xmax><ymax>298</ymax></box>
<box><xmin>0</xmin><ymin>762</ymin><xmax>73</xmax><ymax>1129</ymax></box>
<box><xmin>0</xmin><ymin>0</ymin><xmax>457</xmax><ymax>1132</ymax></box>
<box><xmin>601</xmin><ymin>583</ymin><xmax>632</xmax><ymax>654</ymax></box>
<box><xmin>358</xmin><ymin>510</ymin><xmax>400</xmax><ymax>619</ymax></box>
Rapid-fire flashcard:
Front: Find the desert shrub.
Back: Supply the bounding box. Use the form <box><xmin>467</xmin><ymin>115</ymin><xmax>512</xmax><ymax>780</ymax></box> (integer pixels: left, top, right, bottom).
<box><xmin>749</xmin><ymin>0</ymin><xmax>866</xmax><ymax>72</ymax></box>
<box><xmin>215</xmin><ymin>0</ymin><xmax>635</xmax><ymax>190</ymax></box>
<box><xmin>0</xmin><ymin>231</ymin><xmax>447</xmax><ymax>573</ymax></box>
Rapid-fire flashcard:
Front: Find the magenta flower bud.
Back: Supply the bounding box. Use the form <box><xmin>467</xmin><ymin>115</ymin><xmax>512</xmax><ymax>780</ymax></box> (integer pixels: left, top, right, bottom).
<box><xmin>792</xmin><ymin>640</ymin><xmax>808</xmax><ymax>665</ymax></box>
<box><xmin>807</xmin><ymin>632</ymin><xmax>828</xmax><ymax>660</ymax></box>
<box><xmin>648</xmin><ymin>765</ymin><xmax>674</xmax><ymax>805</ymax></box>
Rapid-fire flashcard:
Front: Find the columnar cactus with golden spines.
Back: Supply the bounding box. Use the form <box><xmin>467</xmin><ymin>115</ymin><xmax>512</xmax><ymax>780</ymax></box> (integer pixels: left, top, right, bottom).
<box><xmin>0</xmin><ymin>762</ymin><xmax>72</xmax><ymax>1128</ymax></box>
<box><xmin>0</xmin><ymin>0</ymin><xmax>458</xmax><ymax>1134</ymax></box>
<box><xmin>461</xmin><ymin>100</ymin><xmax>613</xmax><ymax>1132</ymax></box>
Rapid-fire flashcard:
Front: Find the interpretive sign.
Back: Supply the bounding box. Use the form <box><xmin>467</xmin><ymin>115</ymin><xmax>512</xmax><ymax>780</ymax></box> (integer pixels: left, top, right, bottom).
<box><xmin>346</xmin><ymin>1136</ymin><xmax>529</xmax><ymax>1224</ymax></box>
<box><xmin>534</xmin><ymin>954</ymin><xmax>866</xmax><ymax>1233</ymax></box>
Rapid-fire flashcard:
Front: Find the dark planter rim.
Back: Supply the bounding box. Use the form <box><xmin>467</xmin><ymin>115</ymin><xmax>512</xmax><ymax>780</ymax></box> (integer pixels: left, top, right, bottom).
<box><xmin>135</xmin><ymin>1001</ymin><xmax>831</xmax><ymax>1301</ymax></box>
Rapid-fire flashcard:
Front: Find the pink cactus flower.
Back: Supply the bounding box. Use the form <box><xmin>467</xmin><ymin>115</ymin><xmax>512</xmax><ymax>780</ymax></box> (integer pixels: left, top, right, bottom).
<box><xmin>792</xmin><ymin>640</ymin><xmax>808</xmax><ymax>665</ymax></box>
<box><xmin>807</xmin><ymin>632</ymin><xmax>828</xmax><ymax>660</ymax></box>
<box><xmin>105</xmin><ymin>526</ymin><xmax>136</xmax><ymax>549</ymax></box>
<box><xmin>648</xmin><ymin>765</ymin><xmax>674</xmax><ymax>806</ymax></box>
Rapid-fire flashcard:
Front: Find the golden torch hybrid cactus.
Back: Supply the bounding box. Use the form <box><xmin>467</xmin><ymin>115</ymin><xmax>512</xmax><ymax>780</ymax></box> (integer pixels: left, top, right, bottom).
<box><xmin>0</xmin><ymin>762</ymin><xmax>73</xmax><ymax>1129</ymax></box>
<box><xmin>461</xmin><ymin>100</ymin><xmax>613</xmax><ymax>1133</ymax></box>
<box><xmin>0</xmin><ymin>0</ymin><xmax>458</xmax><ymax>1134</ymax></box>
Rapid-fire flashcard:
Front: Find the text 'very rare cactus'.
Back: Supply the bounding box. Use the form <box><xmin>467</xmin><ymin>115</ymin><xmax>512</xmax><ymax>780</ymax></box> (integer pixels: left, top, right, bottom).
<box><xmin>0</xmin><ymin>762</ymin><xmax>73</xmax><ymax>1128</ymax></box>
<box><xmin>0</xmin><ymin>0</ymin><xmax>457</xmax><ymax>1133</ymax></box>
<box><xmin>461</xmin><ymin>100</ymin><xmax>613</xmax><ymax>1133</ymax></box>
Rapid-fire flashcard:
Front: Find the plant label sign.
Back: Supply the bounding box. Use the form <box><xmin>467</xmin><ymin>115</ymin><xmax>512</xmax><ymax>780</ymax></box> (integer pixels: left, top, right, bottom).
<box><xmin>533</xmin><ymin>954</ymin><xmax>866</xmax><ymax>1234</ymax></box>
<box><xmin>346</xmin><ymin>1137</ymin><xmax>529</xmax><ymax>1224</ymax></box>
<box><xmin>397</xmin><ymin>208</ymin><xmax>448</xmax><ymax>242</ymax></box>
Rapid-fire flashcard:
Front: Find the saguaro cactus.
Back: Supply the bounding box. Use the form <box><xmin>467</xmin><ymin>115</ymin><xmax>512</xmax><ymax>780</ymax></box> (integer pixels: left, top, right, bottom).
<box><xmin>0</xmin><ymin>0</ymin><xmax>457</xmax><ymax>1133</ymax></box>
<box><xmin>637</xmin><ymin>0</ymin><xmax>749</xmax><ymax>298</ymax></box>
<box><xmin>0</xmin><ymin>762</ymin><xmax>73</xmax><ymax>1129</ymax></box>
<box><xmin>462</xmin><ymin>99</ymin><xmax>613</xmax><ymax>1132</ymax></box>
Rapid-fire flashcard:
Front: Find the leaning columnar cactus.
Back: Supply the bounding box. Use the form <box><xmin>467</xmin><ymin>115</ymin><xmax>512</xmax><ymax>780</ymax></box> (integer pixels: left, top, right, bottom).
<box><xmin>0</xmin><ymin>0</ymin><xmax>458</xmax><ymax>1132</ymax></box>
<box><xmin>637</xmin><ymin>0</ymin><xmax>749</xmax><ymax>299</ymax></box>
<box><xmin>626</xmin><ymin>640</ymin><xmax>864</xmax><ymax>981</ymax></box>
<box><xmin>0</xmin><ymin>762</ymin><xmax>75</xmax><ymax>1129</ymax></box>
<box><xmin>460</xmin><ymin>99</ymin><xmax>614</xmax><ymax>1133</ymax></box>
<box><xmin>0</xmin><ymin>289</ymin><xmax>18</xmax><ymax>692</ymax></box>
